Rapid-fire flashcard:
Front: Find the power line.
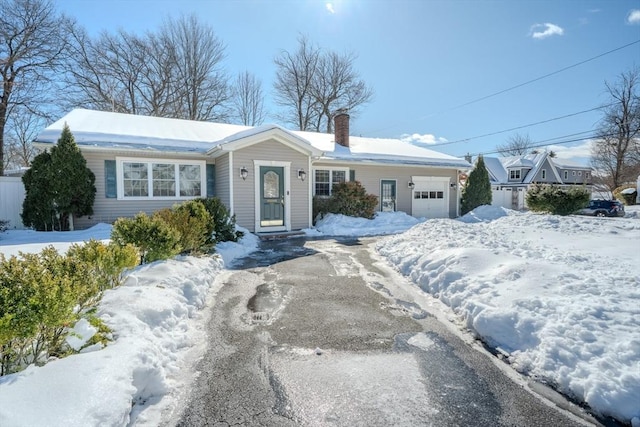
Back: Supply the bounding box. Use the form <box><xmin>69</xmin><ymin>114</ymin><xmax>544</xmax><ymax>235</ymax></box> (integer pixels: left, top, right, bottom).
<box><xmin>420</xmin><ymin>103</ymin><xmax>613</xmax><ymax>148</ymax></box>
<box><xmin>368</xmin><ymin>39</ymin><xmax>640</xmax><ymax>135</ymax></box>
<box><xmin>466</xmin><ymin>131</ymin><xmax>612</xmax><ymax>157</ymax></box>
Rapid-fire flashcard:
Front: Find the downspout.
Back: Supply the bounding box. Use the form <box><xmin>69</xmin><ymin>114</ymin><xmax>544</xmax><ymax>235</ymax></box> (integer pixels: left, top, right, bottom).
<box><xmin>229</xmin><ymin>151</ymin><xmax>234</xmax><ymax>216</ymax></box>
<box><xmin>456</xmin><ymin>171</ymin><xmax>461</xmax><ymax>217</ymax></box>
<box><xmin>308</xmin><ymin>156</ymin><xmax>313</xmax><ymax>228</ymax></box>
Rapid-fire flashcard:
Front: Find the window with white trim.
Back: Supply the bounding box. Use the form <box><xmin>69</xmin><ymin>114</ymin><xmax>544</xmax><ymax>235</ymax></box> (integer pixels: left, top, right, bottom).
<box><xmin>118</xmin><ymin>158</ymin><xmax>205</xmax><ymax>200</ymax></box>
<box><xmin>563</xmin><ymin>170</ymin><xmax>568</xmax><ymax>180</ymax></box>
<box><xmin>509</xmin><ymin>169</ymin><xmax>521</xmax><ymax>180</ymax></box>
<box><xmin>313</xmin><ymin>168</ymin><xmax>348</xmax><ymax>196</ymax></box>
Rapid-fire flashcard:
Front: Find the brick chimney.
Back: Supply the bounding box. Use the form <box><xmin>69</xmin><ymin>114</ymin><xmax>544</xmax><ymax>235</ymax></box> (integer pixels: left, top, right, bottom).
<box><xmin>334</xmin><ymin>108</ymin><xmax>350</xmax><ymax>147</ymax></box>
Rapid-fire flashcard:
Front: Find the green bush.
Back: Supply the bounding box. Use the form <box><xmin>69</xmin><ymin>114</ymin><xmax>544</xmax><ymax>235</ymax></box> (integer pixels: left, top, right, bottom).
<box><xmin>0</xmin><ymin>240</ymin><xmax>135</xmax><ymax>375</ymax></box>
<box><xmin>526</xmin><ymin>184</ymin><xmax>590</xmax><ymax>215</ymax></box>
<box><xmin>67</xmin><ymin>240</ymin><xmax>138</xmax><ymax>291</ymax></box>
<box><xmin>613</xmin><ymin>185</ymin><xmax>637</xmax><ymax>205</ymax></box>
<box><xmin>156</xmin><ymin>200</ymin><xmax>213</xmax><ymax>255</ymax></box>
<box><xmin>21</xmin><ymin>125</ymin><xmax>95</xmax><ymax>231</ymax></box>
<box><xmin>195</xmin><ymin>197</ymin><xmax>243</xmax><ymax>243</ymax></box>
<box><xmin>461</xmin><ymin>155</ymin><xmax>492</xmax><ymax>215</ymax></box>
<box><xmin>111</xmin><ymin>212</ymin><xmax>181</xmax><ymax>264</ymax></box>
<box><xmin>0</xmin><ymin>249</ymin><xmax>79</xmax><ymax>373</ymax></box>
<box><xmin>322</xmin><ymin>181</ymin><xmax>378</xmax><ymax>220</ymax></box>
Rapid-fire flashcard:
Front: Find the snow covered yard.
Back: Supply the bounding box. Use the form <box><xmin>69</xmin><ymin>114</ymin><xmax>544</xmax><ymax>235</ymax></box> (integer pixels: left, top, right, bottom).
<box><xmin>377</xmin><ymin>205</ymin><xmax>640</xmax><ymax>425</ymax></box>
<box><xmin>0</xmin><ymin>225</ymin><xmax>260</xmax><ymax>427</ymax></box>
<box><xmin>0</xmin><ymin>207</ymin><xmax>638</xmax><ymax>425</ymax></box>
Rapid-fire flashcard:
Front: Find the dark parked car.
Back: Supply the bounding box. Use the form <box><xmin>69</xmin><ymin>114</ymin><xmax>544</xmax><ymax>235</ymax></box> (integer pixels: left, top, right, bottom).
<box><xmin>577</xmin><ymin>200</ymin><xmax>625</xmax><ymax>217</ymax></box>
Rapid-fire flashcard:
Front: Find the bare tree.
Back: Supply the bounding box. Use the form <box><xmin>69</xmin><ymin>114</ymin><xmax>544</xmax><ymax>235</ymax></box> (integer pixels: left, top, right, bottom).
<box><xmin>163</xmin><ymin>14</ymin><xmax>230</xmax><ymax>121</ymax></box>
<box><xmin>4</xmin><ymin>106</ymin><xmax>42</xmax><ymax>170</ymax></box>
<box><xmin>590</xmin><ymin>67</ymin><xmax>640</xmax><ymax>192</ymax></box>
<box><xmin>310</xmin><ymin>51</ymin><xmax>373</xmax><ymax>133</ymax></box>
<box><xmin>0</xmin><ymin>0</ymin><xmax>74</xmax><ymax>175</ymax></box>
<box><xmin>231</xmin><ymin>71</ymin><xmax>266</xmax><ymax>126</ymax></box>
<box><xmin>496</xmin><ymin>133</ymin><xmax>534</xmax><ymax>156</ymax></box>
<box><xmin>274</xmin><ymin>35</ymin><xmax>373</xmax><ymax>133</ymax></box>
<box><xmin>273</xmin><ymin>35</ymin><xmax>320</xmax><ymax>131</ymax></box>
<box><xmin>65</xmin><ymin>14</ymin><xmax>230</xmax><ymax>122</ymax></box>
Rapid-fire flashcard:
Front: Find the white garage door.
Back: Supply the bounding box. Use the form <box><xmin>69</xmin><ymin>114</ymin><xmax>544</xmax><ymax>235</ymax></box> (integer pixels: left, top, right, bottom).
<box><xmin>411</xmin><ymin>177</ymin><xmax>449</xmax><ymax>219</ymax></box>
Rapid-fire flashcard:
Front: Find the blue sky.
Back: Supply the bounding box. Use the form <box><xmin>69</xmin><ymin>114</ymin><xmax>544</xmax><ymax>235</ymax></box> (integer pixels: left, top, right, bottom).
<box><xmin>56</xmin><ymin>0</ymin><xmax>640</xmax><ymax>163</ymax></box>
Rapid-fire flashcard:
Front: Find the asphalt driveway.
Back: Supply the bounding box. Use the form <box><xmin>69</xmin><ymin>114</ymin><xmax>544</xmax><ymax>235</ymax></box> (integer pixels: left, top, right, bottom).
<box><xmin>173</xmin><ymin>236</ymin><xmax>597</xmax><ymax>426</ymax></box>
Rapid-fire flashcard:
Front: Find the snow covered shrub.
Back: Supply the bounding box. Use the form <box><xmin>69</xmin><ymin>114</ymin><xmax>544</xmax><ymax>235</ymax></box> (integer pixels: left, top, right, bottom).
<box><xmin>66</xmin><ymin>240</ymin><xmax>138</xmax><ymax>290</ymax></box>
<box><xmin>526</xmin><ymin>184</ymin><xmax>590</xmax><ymax>215</ymax></box>
<box><xmin>325</xmin><ymin>181</ymin><xmax>378</xmax><ymax>219</ymax></box>
<box><xmin>111</xmin><ymin>212</ymin><xmax>181</xmax><ymax>264</ymax></box>
<box><xmin>0</xmin><ymin>219</ymin><xmax>8</xmax><ymax>233</ymax></box>
<box><xmin>196</xmin><ymin>197</ymin><xmax>243</xmax><ymax>243</ymax></box>
<box><xmin>156</xmin><ymin>200</ymin><xmax>213</xmax><ymax>255</ymax></box>
<box><xmin>613</xmin><ymin>185</ymin><xmax>637</xmax><ymax>205</ymax></box>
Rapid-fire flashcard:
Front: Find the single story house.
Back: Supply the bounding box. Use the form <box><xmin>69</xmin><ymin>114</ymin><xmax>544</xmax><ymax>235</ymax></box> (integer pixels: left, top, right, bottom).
<box><xmin>34</xmin><ymin>109</ymin><xmax>470</xmax><ymax>233</ymax></box>
<box><xmin>483</xmin><ymin>152</ymin><xmax>593</xmax><ymax>210</ymax></box>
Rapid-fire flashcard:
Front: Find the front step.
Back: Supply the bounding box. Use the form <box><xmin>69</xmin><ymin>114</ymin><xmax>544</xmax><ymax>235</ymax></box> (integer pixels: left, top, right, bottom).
<box><xmin>256</xmin><ymin>230</ymin><xmax>306</xmax><ymax>240</ymax></box>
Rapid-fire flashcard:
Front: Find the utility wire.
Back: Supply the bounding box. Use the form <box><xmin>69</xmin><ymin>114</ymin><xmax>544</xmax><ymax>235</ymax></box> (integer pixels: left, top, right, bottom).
<box><xmin>368</xmin><ymin>39</ymin><xmax>640</xmax><ymax>134</ymax></box>
<box><xmin>467</xmin><ymin>132</ymin><xmax>612</xmax><ymax>157</ymax></box>
<box><xmin>419</xmin><ymin>103</ymin><xmax>614</xmax><ymax>148</ymax></box>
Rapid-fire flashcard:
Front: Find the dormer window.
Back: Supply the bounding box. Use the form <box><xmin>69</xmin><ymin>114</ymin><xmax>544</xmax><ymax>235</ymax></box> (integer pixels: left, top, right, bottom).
<box><xmin>509</xmin><ymin>169</ymin><xmax>521</xmax><ymax>180</ymax></box>
<box><xmin>564</xmin><ymin>171</ymin><xmax>568</xmax><ymax>180</ymax></box>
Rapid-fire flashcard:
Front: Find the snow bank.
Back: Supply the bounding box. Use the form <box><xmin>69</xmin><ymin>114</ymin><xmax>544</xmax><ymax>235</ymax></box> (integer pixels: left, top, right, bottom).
<box><xmin>377</xmin><ymin>209</ymin><xmax>640</xmax><ymax>424</ymax></box>
<box><xmin>0</xmin><ymin>255</ymin><xmax>223</xmax><ymax>426</ymax></box>
<box><xmin>308</xmin><ymin>211</ymin><xmax>423</xmax><ymax>236</ymax></box>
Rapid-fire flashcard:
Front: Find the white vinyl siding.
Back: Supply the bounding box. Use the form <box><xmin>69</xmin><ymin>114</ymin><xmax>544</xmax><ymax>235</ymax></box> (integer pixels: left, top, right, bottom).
<box><xmin>233</xmin><ymin>138</ymin><xmax>310</xmax><ymax>232</ymax></box>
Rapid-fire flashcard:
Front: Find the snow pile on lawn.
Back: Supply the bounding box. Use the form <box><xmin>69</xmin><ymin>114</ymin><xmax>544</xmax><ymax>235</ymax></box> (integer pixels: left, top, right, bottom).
<box><xmin>0</xmin><ymin>225</ymin><xmax>259</xmax><ymax>427</ymax></box>
<box><xmin>376</xmin><ymin>206</ymin><xmax>640</xmax><ymax>424</ymax></box>
<box><xmin>307</xmin><ymin>211</ymin><xmax>424</xmax><ymax>236</ymax></box>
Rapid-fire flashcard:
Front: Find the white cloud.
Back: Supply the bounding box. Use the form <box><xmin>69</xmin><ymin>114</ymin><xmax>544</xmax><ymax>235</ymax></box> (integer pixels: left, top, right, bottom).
<box><xmin>400</xmin><ymin>133</ymin><xmax>448</xmax><ymax>145</ymax></box>
<box><xmin>627</xmin><ymin>9</ymin><xmax>640</xmax><ymax>25</ymax></box>
<box><xmin>530</xmin><ymin>23</ymin><xmax>565</xmax><ymax>39</ymax></box>
<box><xmin>326</xmin><ymin>2</ymin><xmax>335</xmax><ymax>14</ymax></box>
<box><xmin>546</xmin><ymin>140</ymin><xmax>593</xmax><ymax>160</ymax></box>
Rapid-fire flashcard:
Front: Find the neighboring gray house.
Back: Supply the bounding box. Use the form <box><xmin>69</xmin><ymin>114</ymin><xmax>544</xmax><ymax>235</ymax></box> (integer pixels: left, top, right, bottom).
<box><xmin>34</xmin><ymin>109</ymin><xmax>470</xmax><ymax>233</ymax></box>
<box><xmin>482</xmin><ymin>152</ymin><xmax>593</xmax><ymax>210</ymax></box>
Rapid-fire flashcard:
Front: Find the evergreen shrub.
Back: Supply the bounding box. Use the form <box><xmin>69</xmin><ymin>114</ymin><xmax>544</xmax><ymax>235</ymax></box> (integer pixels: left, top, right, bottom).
<box><xmin>156</xmin><ymin>200</ymin><xmax>213</xmax><ymax>255</ymax></box>
<box><xmin>461</xmin><ymin>155</ymin><xmax>492</xmax><ymax>215</ymax></box>
<box><xmin>195</xmin><ymin>197</ymin><xmax>243</xmax><ymax>243</ymax></box>
<box><xmin>322</xmin><ymin>181</ymin><xmax>378</xmax><ymax>220</ymax></box>
<box><xmin>111</xmin><ymin>212</ymin><xmax>181</xmax><ymax>264</ymax></box>
<box><xmin>526</xmin><ymin>184</ymin><xmax>590</xmax><ymax>215</ymax></box>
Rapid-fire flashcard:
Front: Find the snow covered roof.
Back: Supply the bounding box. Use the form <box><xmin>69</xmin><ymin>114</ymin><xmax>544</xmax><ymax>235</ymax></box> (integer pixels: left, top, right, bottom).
<box><xmin>35</xmin><ymin>109</ymin><xmax>469</xmax><ymax>168</ymax></box>
<box><xmin>549</xmin><ymin>157</ymin><xmax>592</xmax><ymax>170</ymax></box>
<box><xmin>482</xmin><ymin>156</ymin><xmax>508</xmax><ymax>183</ymax></box>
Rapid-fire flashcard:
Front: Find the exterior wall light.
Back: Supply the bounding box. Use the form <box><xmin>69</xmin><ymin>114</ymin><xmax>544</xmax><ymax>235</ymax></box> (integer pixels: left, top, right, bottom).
<box><xmin>240</xmin><ymin>166</ymin><xmax>248</xmax><ymax>180</ymax></box>
<box><xmin>408</xmin><ymin>181</ymin><xmax>415</xmax><ymax>189</ymax></box>
<box><xmin>298</xmin><ymin>169</ymin><xmax>307</xmax><ymax>181</ymax></box>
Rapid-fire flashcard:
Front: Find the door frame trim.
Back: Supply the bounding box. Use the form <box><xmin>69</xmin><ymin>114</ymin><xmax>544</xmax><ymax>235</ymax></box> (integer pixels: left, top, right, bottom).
<box><xmin>254</xmin><ymin>160</ymin><xmax>291</xmax><ymax>233</ymax></box>
<box><xmin>380</xmin><ymin>179</ymin><xmax>397</xmax><ymax>212</ymax></box>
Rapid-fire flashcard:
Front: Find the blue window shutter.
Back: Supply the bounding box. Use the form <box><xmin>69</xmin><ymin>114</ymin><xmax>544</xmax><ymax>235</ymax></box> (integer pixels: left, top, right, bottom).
<box><xmin>349</xmin><ymin>170</ymin><xmax>356</xmax><ymax>182</ymax></box>
<box><xmin>206</xmin><ymin>164</ymin><xmax>215</xmax><ymax>197</ymax></box>
<box><xmin>104</xmin><ymin>160</ymin><xmax>117</xmax><ymax>198</ymax></box>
